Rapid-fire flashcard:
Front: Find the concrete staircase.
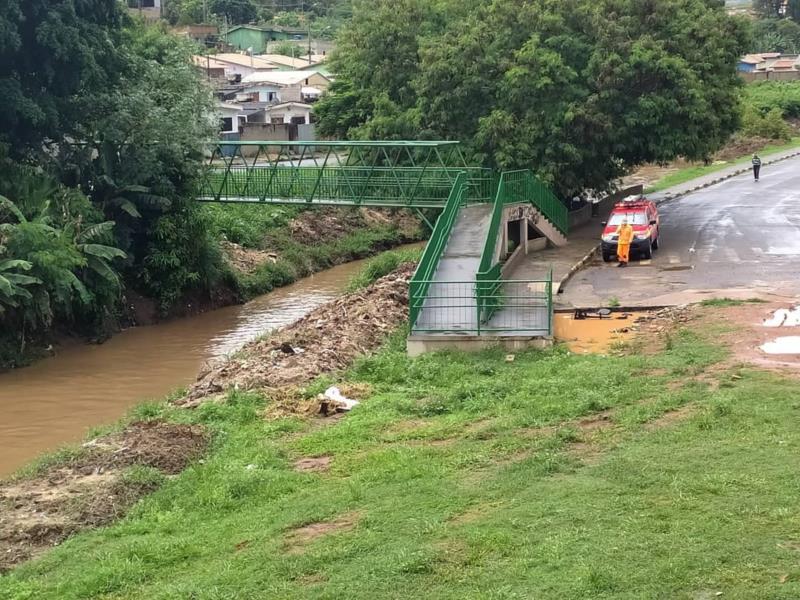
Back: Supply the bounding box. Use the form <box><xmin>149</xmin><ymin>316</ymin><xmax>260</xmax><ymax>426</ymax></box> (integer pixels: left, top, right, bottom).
<box><xmin>414</xmin><ymin>204</ymin><xmax>494</xmax><ymax>333</ymax></box>
<box><xmin>528</xmin><ymin>207</ymin><xmax>568</xmax><ymax>247</ymax></box>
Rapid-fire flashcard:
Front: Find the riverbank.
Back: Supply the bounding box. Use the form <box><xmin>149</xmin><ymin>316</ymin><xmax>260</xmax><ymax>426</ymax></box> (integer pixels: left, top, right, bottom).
<box><xmin>0</xmin><ymin>206</ymin><xmax>424</xmax><ymax>371</ymax></box>
<box><xmin>3</xmin><ymin>269</ymin><xmax>800</xmax><ymax>596</ymax></box>
<box><xmin>0</xmin><ymin>248</ymin><xmax>421</xmax><ymax>478</ymax></box>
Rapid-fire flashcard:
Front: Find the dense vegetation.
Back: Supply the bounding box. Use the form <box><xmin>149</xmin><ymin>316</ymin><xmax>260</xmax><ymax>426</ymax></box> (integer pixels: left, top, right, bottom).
<box><xmin>740</xmin><ymin>80</ymin><xmax>800</xmax><ymax>140</ymax></box>
<box><xmin>163</xmin><ymin>0</ymin><xmax>351</xmax><ymax>37</ymax></box>
<box><xmin>4</xmin><ymin>308</ymin><xmax>800</xmax><ymax>597</ymax></box>
<box><xmin>316</xmin><ymin>0</ymin><xmax>749</xmax><ymax>197</ymax></box>
<box><xmin>0</xmin><ymin>4</ymin><xmax>226</xmax><ymax>367</ymax></box>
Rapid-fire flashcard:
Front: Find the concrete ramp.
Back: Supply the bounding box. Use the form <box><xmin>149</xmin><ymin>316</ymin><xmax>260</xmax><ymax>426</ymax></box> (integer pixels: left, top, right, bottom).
<box><xmin>414</xmin><ymin>204</ymin><xmax>493</xmax><ymax>333</ymax></box>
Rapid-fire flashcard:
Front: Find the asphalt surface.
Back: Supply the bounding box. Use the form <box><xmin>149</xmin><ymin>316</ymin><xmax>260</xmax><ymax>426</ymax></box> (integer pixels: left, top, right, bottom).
<box><xmin>561</xmin><ymin>156</ymin><xmax>800</xmax><ymax>307</ymax></box>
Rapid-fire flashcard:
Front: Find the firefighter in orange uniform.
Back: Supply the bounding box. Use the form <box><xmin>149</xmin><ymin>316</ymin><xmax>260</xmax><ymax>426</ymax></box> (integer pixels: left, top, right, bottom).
<box><xmin>616</xmin><ymin>218</ymin><xmax>634</xmax><ymax>267</ymax></box>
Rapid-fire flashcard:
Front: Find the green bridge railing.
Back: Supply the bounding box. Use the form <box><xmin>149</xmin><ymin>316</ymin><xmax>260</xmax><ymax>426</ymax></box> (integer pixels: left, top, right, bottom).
<box><xmin>409</xmin><ymin>172</ymin><xmax>469</xmax><ymax>329</ymax></box>
<box><xmin>475</xmin><ymin>170</ymin><xmax>567</xmax><ymax>324</ymax></box>
<box><xmin>409</xmin><ymin>276</ymin><xmax>553</xmax><ymax>336</ymax></box>
<box><xmin>198</xmin><ymin>141</ymin><xmax>565</xmax><ymax>338</ymax></box>
<box><xmin>198</xmin><ymin>141</ymin><xmax>495</xmax><ymax>207</ymax></box>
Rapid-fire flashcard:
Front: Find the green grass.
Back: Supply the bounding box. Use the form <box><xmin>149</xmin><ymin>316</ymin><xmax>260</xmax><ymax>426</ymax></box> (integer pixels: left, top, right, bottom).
<box><xmin>4</xmin><ymin>317</ymin><xmax>800</xmax><ymax>598</ymax></box>
<box><xmin>201</xmin><ymin>204</ymin><xmax>301</xmax><ymax>249</ymax></box>
<box><xmin>645</xmin><ymin>136</ymin><xmax>800</xmax><ymax>193</ymax></box>
<box><xmin>700</xmin><ymin>297</ymin><xmax>767</xmax><ymax>308</ymax></box>
<box><xmin>345</xmin><ymin>247</ymin><xmax>423</xmax><ymax>292</ymax></box>
<box><xmin>238</xmin><ymin>224</ymin><xmax>420</xmax><ymax>298</ymax></box>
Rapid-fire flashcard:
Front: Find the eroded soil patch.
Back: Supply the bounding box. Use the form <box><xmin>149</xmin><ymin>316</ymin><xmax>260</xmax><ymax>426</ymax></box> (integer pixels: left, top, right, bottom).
<box><xmin>0</xmin><ymin>421</ymin><xmax>207</xmax><ymax>572</ymax></box>
<box><xmin>284</xmin><ymin>512</ymin><xmax>360</xmax><ymax>554</ymax></box>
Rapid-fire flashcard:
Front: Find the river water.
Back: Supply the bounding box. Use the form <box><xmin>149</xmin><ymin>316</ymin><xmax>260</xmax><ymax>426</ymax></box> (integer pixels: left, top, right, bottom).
<box><xmin>0</xmin><ymin>252</ymin><xmax>406</xmax><ymax>478</ymax></box>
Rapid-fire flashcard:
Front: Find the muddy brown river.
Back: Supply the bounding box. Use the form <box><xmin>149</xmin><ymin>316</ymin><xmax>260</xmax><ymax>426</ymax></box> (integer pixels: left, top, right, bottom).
<box><xmin>0</xmin><ymin>250</ymin><xmax>420</xmax><ymax>478</ymax></box>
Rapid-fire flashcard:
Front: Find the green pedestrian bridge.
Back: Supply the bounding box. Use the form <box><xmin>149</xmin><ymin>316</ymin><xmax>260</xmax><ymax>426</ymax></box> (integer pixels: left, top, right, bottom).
<box><xmin>200</xmin><ymin>141</ymin><xmax>570</xmax><ymax>351</ymax></box>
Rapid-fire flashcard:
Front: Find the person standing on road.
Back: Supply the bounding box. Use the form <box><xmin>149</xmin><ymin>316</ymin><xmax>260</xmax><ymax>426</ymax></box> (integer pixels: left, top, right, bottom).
<box><xmin>616</xmin><ymin>218</ymin><xmax>634</xmax><ymax>268</ymax></box>
<box><xmin>752</xmin><ymin>153</ymin><xmax>762</xmax><ymax>181</ymax></box>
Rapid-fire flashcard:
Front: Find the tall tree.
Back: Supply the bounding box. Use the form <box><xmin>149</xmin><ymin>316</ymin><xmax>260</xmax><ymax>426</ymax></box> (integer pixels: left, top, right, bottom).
<box><xmin>317</xmin><ymin>0</ymin><xmax>748</xmax><ymax>196</ymax></box>
<box><xmin>0</xmin><ymin>0</ymin><xmax>123</xmax><ymax>154</ymax></box>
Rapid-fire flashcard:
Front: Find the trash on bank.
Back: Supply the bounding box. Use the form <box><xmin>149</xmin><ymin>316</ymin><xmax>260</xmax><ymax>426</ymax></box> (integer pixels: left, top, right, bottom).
<box><xmin>319</xmin><ymin>386</ymin><xmax>360</xmax><ymax>415</ymax></box>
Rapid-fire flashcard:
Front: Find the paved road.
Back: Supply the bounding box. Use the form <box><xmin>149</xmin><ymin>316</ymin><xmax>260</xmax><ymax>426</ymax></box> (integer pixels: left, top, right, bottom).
<box><xmin>561</xmin><ymin>156</ymin><xmax>800</xmax><ymax>307</ymax></box>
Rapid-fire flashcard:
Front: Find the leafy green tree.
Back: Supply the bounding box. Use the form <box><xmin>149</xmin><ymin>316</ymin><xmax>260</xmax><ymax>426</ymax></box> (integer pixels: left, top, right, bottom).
<box><xmin>271</xmin><ymin>41</ymin><xmax>303</xmax><ymax>57</ymax></box>
<box><xmin>752</xmin><ymin>18</ymin><xmax>800</xmax><ymax>53</ymax></box>
<box><xmin>319</xmin><ymin>0</ymin><xmax>748</xmax><ymax>196</ymax></box>
<box><xmin>0</xmin><ymin>0</ymin><xmax>123</xmax><ymax>154</ymax></box>
<box><xmin>209</xmin><ymin>0</ymin><xmax>257</xmax><ymax>23</ymax></box>
<box><xmin>0</xmin><ymin>258</ymin><xmax>38</xmax><ymax>316</ymax></box>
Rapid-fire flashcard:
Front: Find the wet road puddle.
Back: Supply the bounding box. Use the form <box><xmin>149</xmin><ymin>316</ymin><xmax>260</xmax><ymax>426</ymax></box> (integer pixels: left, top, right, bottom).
<box><xmin>760</xmin><ymin>305</ymin><xmax>800</xmax><ymax>355</ymax></box>
<box><xmin>660</xmin><ymin>265</ymin><xmax>694</xmax><ymax>272</ymax></box>
<box><xmin>761</xmin><ymin>337</ymin><xmax>800</xmax><ymax>355</ymax></box>
<box><xmin>555</xmin><ymin>312</ymin><xmax>644</xmax><ymax>354</ymax></box>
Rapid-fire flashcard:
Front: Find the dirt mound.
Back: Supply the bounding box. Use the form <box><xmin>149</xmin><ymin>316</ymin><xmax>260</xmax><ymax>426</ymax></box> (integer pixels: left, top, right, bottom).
<box><xmin>713</xmin><ymin>135</ymin><xmax>774</xmax><ymax>162</ymax></box>
<box><xmin>285</xmin><ymin>207</ymin><xmax>419</xmax><ymax>247</ymax></box>
<box><xmin>179</xmin><ymin>265</ymin><xmax>414</xmax><ymax>407</ymax></box>
<box><xmin>0</xmin><ymin>421</ymin><xmax>207</xmax><ymax>572</ymax></box>
<box><xmin>221</xmin><ymin>240</ymin><xmax>277</xmax><ymax>274</ymax></box>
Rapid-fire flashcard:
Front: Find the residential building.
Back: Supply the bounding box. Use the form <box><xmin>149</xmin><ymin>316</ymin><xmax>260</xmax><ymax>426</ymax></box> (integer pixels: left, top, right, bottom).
<box><xmin>242</xmin><ymin>71</ymin><xmax>331</xmax><ymax>103</ymax></box>
<box><xmin>738</xmin><ymin>53</ymin><xmax>800</xmax><ymax>81</ymax></box>
<box><xmin>217</xmin><ymin>102</ymin><xmax>249</xmax><ymax>136</ymax></box>
<box><xmin>262</xmin><ymin>102</ymin><xmax>314</xmax><ymax>125</ymax></box>
<box><xmin>224</xmin><ymin>25</ymin><xmax>307</xmax><ymax>55</ymax></box>
<box><xmin>126</xmin><ymin>0</ymin><xmax>161</xmax><ymax>20</ymax></box>
<box><xmin>258</xmin><ymin>54</ymin><xmax>325</xmax><ymax>70</ymax></box>
<box><xmin>192</xmin><ymin>56</ymin><xmax>231</xmax><ymax>81</ymax></box>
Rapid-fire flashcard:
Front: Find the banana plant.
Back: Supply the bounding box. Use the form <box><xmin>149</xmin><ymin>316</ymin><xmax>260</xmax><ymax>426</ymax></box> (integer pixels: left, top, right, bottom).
<box><xmin>0</xmin><ymin>259</ymin><xmax>39</xmax><ymax>314</ymax></box>
<box><xmin>72</xmin><ymin>221</ymin><xmax>128</xmax><ymax>287</ymax></box>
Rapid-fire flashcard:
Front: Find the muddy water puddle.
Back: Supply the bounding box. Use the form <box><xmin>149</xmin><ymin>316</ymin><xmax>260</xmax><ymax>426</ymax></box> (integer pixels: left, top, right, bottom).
<box><xmin>554</xmin><ymin>312</ymin><xmax>645</xmax><ymax>354</ymax></box>
<box><xmin>0</xmin><ymin>246</ymin><xmax>422</xmax><ymax>477</ymax></box>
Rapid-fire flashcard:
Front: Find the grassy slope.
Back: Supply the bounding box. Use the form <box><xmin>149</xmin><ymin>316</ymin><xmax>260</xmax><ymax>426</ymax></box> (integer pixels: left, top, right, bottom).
<box><xmin>203</xmin><ymin>204</ymin><xmax>423</xmax><ymax>298</ymax></box>
<box><xmin>3</xmin><ymin>312</ymin><xmax>800</xmax><ymax>598</ymax></box>
<box><xmin>646</xmin><ymin>136</ymin><xmax>800</xmax><ymax>193</ymax></box>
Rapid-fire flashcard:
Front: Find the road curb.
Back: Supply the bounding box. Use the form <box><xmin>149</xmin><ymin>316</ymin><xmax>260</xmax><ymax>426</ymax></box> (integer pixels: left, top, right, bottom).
<box><xmin>657</xmin><ymin>150</ymin><xmax>800</xmax><ymax>205</ymax></box>
<box><xmin>555</xmin><ymin>243</ymin><xmax>600</xmax><ymax>294</ymax></box>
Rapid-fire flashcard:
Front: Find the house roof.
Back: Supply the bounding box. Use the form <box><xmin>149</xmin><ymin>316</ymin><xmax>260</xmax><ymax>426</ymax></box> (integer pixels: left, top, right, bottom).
<box><xmin>740</xmin><ymin>55</ymin><xmax>765</xmax><ymax>65</ymax></box>
<box><xmin>212</xmin><ymin>53</ymin><xmax>280</xmax><ymax>70</ymax></box>
<box><xmin>242</xmin><ymin>70</ymin><xmax>329</xmax><ymax>86</ymax></box>
<box><xmin>771</xmin><ymin>59</ymin><xmax>798</xmax><ymax>70</ymax></box>
<box><xmin>259</xmin><ymin>54</ymin><xmax>321</xmax><ymax>69</ymax></box>
<box><xmin>267</xmin><ymin>101</ymin><xmax>313</xmax><ymax>111</ymax></box>
<box><xmin>218</xmin><ymin>102</ymin><xmax>246</xmax><ymax>114</ymax></box>
<box><xmin>192</xmin><ymin>55</ymin><xmax>231</xmax><ymax>70</ymax></box>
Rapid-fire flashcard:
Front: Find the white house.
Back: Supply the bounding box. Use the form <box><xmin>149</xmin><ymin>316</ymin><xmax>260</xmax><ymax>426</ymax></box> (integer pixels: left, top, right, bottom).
<box><xmin>241</xmin><ymin>71</ymin><xmax>331</xmax><ymax>103</ymax></box>
<box><xmin>217</xmin><ymin>102</ymin><xmax>249</xmax><ymax>135</ymax></box>
<box><xmin>262</xmin><ymin>102</ymin><xmax>314</xmax><ymax>125</ymax></box>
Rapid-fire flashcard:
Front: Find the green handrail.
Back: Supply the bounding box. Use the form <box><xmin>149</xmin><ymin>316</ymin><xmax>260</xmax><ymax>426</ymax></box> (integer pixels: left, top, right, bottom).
<box><xmin>475</xmin><ymin>170</ymin><xmax>567</xmax><ymax>323</ymax></box>
<box><xmin>409</xmin><ymin>172</ymin><xmax>469</xmax><ymax>328</ymax></box>
<box><xmin>501</xmin><ymin>170</ymin><xmax>569</xmax><ymax>235</ymax></box>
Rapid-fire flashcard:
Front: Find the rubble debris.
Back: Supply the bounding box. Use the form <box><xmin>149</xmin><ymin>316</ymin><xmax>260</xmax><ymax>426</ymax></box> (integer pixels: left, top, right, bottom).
<box><xmin>179</xmin><ymin>266</ymin><xmax>414</xmax><ymax>407</ymax></box>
